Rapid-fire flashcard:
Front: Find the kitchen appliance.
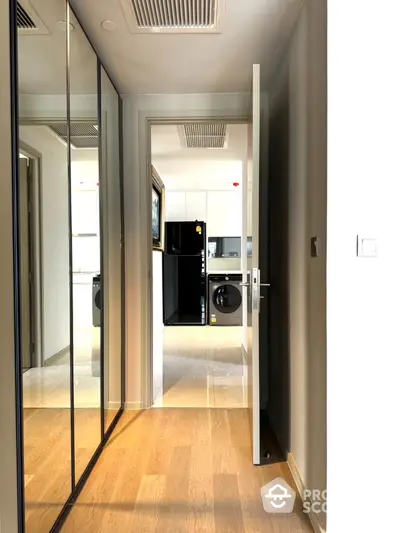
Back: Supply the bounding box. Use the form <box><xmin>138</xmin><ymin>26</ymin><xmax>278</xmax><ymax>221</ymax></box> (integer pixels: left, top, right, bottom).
<box><xmin>208</xmin><ymin>237</ymin><xmax>241</xmax><ymax>258</ymax></box>
<box><xmin>163</xmin><ymin>221</ymin><xmax>206</xmax><ymax>325</ymax></box>
<box><xmin>92</xmin><ymin>274</ymin><xmax>101</xmax><ymax>327</ymax></box>
<box><xmin>166</xmin><ymin>220</ymin><xmax>206</xmax><ymax>256</ymax></box>
<box><xmin>208</xmin><ymin>274</ymin><xmax>243</xmax><ymax>326</ymax></box>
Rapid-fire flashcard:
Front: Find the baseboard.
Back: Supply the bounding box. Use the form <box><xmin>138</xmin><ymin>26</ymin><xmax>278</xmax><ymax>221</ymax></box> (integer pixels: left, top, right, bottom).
<box><xmin>44</xmin><ymin>345</ymin><xmax>70</xmax><ymax>367</ymax></box>
<box><xmin>125</xmin><ymin>401</ymin><xmax>142</xmax><ymax>410</ymax></box>
<box><xmin>287</xmin><ymin>453</ymin><xmax>326</xmax><ymax>533</ymax></box>
<box><xmin>105</xmin><ymin>401</ymin><xmax>124</xmax><ymax>410</ymax></box>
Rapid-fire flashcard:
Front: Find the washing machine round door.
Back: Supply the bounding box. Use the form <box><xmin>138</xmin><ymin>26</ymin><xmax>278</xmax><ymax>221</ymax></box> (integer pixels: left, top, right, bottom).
<box><xmin>94</xmin><ymin>286</ymin><xmax>101</xmax><ymax>310</ymax></box>
<box><xmin>213</xmin><ymin>284</ymin><xmax>242</xmax><ymax>314</ymax></box>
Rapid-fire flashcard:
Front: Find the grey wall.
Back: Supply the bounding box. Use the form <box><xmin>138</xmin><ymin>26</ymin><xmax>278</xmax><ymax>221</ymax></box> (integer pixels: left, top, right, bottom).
<box><xmin>0</xmin><ymin>1</ymin><xmax>20</xmax><ymax>531</ymax></box>
<box><xmin>268</xmin><ymin>0</ymin><xmax>327</xmax><ymax>526</ymax></box>
<box><xmin>101</xmin><ymin>75</ymin><xmax>123</xmax><ymax>408</ymax></box>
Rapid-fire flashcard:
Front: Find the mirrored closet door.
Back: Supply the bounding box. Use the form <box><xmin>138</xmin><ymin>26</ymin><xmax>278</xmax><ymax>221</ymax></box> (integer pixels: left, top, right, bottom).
<box><xmin>17</xmin><ymin>1</ymin><xmax>72</xmax><ymax>531</ymax></box>
<box><xmin>13</xmin><ymin>1</ymin><xmax>125</xmax><ymax>531</ymax></box>
<box><xmin>68</xmin><ymin>5</ymin><xmax>102</xmax><ymax>482</ymax></box>
<box><xmin>100</xmin><ymin>67</ymin><xmax>123</xmax><ymax>432</ymax></box>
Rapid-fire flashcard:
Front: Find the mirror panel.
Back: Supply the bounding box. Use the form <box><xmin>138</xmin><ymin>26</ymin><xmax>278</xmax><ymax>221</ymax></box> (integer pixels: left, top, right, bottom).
<box><xmin>14</xmin><ymin>1</ymin><xmax>124</xmax><ymax>529</ymax></box>
<box><xmin>68</xmin><ymin>6</ymin><xmax>102</xmax><ymax>481</ymax></box>
<box><xmin>17</xmin><ymin>0</ymin><xmax>72</xmax><ymax>531</ymax></box>
<box><xmin>100</xmin><ymin>68</ymin><xmax>123</xmax><ymax>431</ymax></box>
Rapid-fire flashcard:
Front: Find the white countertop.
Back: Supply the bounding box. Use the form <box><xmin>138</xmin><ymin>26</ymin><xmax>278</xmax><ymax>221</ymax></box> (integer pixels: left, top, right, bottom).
<box><xmin>207</xmin><ymin>270</ymin><xmax>242</xmax><ymax>274</ymax></box>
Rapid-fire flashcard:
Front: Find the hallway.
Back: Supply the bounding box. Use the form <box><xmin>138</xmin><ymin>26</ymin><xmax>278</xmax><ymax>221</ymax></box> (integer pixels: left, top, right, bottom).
<box><xmin>61</xmin><ymin>409</ymin><xmax>312</xmax><ymax>532</ymax></box>
<box><xmin>155</xmin><ymin>327</ymin><xmax>246</xmax><ymax>408</ymax></box>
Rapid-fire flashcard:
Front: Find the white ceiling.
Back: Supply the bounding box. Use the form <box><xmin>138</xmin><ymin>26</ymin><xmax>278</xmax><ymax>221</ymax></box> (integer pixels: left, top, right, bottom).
<box><xmin>70</xmin><ymin>0</ymin><xmax>304</xmax><ymax>94</ymax></box>
<box><xmin>151</xmin><ymin>123</ymin><xmax>247</xmax><ymax>191</ymax></box>
<box><xmin>18</xmin><ymin>0</ymin><xmax>98</xmax><ymax>95</ymax></box>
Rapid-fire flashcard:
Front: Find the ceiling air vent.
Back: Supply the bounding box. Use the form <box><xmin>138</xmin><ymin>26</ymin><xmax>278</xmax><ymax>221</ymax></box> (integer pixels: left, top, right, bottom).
<box><xmin>17</xmin><ymin>2</ymin><xmax>36</xmax><ymax>29</ymax></box>
<box><xmin>47</xmin><ymin>122</ymin><xmax>99</xmax><ymax>149</ymax></box>
<box><xmin>119</xmin><ymin>0</ymin><xmax>224</xmax><ymax>33</ymax></box>
<box><xmin>180</xmin><ymin>123</ymin><xmax>228</xmax><ymax>149</ymax></box>
<box><xmin>17</xmin><ymin>0</ymin><xmax>49</xmax><ymax>35</ymax></box>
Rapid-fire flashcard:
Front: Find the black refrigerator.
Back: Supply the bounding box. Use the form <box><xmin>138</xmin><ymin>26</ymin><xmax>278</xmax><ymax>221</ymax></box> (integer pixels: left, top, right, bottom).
<box><xmin>163</xmin><ymin>221</ymin><xmax>206</xmax><ymax>325</ymax></box>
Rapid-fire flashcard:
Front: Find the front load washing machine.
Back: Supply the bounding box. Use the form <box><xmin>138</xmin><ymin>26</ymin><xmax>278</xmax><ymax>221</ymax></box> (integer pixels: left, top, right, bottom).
<box><xmin>92</xmin><ymin>274</ymin><xmax>101</xmax><ymax>327</ymax></box>
<box><xmin>208</xmin><ymin>274</ymin><xmax>243</xmax><ymax>326</ymax></box>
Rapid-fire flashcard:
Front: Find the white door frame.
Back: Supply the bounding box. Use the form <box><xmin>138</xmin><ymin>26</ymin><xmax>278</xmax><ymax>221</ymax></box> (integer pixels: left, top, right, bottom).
<box><xmin>138</xmin><ymin>110</ymin><xmax>249</xmax><ymax>409</ymax></box>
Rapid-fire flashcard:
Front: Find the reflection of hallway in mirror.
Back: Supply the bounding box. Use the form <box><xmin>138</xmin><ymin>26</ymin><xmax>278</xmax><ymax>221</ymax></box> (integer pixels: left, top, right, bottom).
<box><xmin>22</xmin><ymin>272</ymin><xmax>101</xmax><ymax>533</ymax></box>
<box><xmin>154</xmin><ymin>326</ymin><xmax>247</xmax><ymax>408</ymax></box>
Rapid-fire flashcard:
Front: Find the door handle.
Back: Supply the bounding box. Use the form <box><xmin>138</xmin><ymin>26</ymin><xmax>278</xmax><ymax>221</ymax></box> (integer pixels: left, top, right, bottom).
<box><xmin>260</xmin><ymin>283</ymin><xmax>271</xmax><ymax>287</ymax></box>
<box><xmin>240</xmin><ymin>282</ymin><xmax>250</xmax><ymax>287</ymax></box>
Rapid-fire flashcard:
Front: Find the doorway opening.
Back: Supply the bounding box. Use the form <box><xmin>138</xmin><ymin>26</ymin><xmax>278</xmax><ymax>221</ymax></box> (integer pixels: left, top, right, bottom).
<box><xmin>150</xmin><ymin>121</ymin><xmax>249</xmax><ymax>409</ymax></box>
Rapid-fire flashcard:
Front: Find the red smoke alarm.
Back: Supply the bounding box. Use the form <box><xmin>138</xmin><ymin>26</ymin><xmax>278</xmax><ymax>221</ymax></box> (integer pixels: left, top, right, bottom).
<box><xmin>233</xmin><ymin>182</ymin><xmax>240</xmax><ymax>187</ymax></box>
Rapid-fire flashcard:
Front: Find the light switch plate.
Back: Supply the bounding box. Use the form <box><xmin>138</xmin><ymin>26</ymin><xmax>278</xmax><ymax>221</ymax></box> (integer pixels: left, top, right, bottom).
<box><xmin>357</xmin><ymin>235</ymin><xmax>378</xmax><ymax>257</ymax></box>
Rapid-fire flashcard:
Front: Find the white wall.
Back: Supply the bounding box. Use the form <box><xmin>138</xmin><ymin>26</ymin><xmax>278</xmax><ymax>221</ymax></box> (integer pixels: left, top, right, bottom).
<box><xmin>328</xmin><ymin>2</ymin><xmax>400</xmax><ymax>532</ymax></box>
<box><xmin>123</xmin><ymin>93</ymin><xmax>250</xmax><ymax>407</ymax></box>
<box><xmin>19</xmin><ymin>125</ymin><xmax>70</xmax><ymax>361</ymax></box>
<box><xmin>268</xmin><ymin>0</ymin><xmax>326</xmax><ymax>528</ymax></box>
<box><xmin>0</xmin><ymin>1</ymin><xmax>19</xmax><ymax>529</ymax></box>
<box><xmin>152</xmin><ymin>251</ymin><xmax>163</xmax><ymax>402</ymax></box>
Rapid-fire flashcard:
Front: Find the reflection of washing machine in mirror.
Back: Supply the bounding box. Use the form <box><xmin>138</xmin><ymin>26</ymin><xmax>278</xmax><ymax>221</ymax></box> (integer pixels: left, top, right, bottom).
<box><xmin>208</xmin><ymin>274</ymin><xmax>243</xmax><ymax>326</ymax></box>
<box><xmin>92</xmin><ymin>274</ymin><xmax>101</xmax><ymax>327</ymax></box>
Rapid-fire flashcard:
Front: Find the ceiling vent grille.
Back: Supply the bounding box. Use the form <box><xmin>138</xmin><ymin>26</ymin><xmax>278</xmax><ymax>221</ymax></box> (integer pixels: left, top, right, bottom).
<box><xmin>47</xmin><ymin>122</ymin><xmax>99</xmax><ymax>149</ymax></box>
<box><xmin>181</xmin><ymin>123</ymin><xmax>227</xmax><ymax>149</ymax></box>
<box><xmin>119</xmin><ymin>0</ymin><xmax>224</xmax><ymax>33</ymax></box>
<box><xmin>17</xmin><ymin>2</ymin><xmax>36</xmax><ymax>29</ymax></box>
<box><xmin>17</xmin><ymin>0</ymin><xmax>50</xmax><ymax>35</ymax></box>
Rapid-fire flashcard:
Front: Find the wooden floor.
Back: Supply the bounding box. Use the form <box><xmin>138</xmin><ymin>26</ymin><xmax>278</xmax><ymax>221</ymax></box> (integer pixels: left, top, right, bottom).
<box><xmin>24</xmin><ymin>407</ymin><xmax>104</xmax><ymax>533</ymax></box>
<box><xmin>62</xmin><ymin>409</ymin><xmax>313</xmax><ymax>533</ymax></box>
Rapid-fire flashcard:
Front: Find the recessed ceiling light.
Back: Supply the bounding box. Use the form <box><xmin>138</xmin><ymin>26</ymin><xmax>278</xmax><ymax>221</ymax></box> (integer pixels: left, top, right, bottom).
<box><xmin>101</xmin><ymin>20</ymin><xmax>118</xmax><ymax>32</ymax></box>
<box><xmin>56</xmin><ymin>20</ymin><xmax>74</xmax><ymax>32</ymax></box>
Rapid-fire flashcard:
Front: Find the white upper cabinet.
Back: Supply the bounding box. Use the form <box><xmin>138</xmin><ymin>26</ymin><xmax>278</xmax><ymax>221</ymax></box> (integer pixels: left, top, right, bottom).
<box><xmin>165</xmin><ymin>190</ymin><xmax>242</xmax><ymax>237</ymax></box>
<box><xmin>185</xmin><ymin>192</ymin><xmax>207</xmax><ymax>222</ymax></box>
<box><xmin>165</xmin><ymin>191</ymin><xmax>186</xmax><ymax>221</ymax></box>
<box><xmin>207</xmin><ymin>191</ymin><xmax>242</xmax><ymax>237</ymax></box>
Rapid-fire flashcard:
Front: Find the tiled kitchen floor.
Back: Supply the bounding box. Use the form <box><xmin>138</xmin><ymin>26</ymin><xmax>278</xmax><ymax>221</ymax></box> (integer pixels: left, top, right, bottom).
<box><xmin>23</xmin><ymin>326</ymin><xmax>101</xmax><ymax>409</ymax></box>
<box><xmin>154</xmin><ymin>326</ymin><xmax>248</xmax><ymax>408</ymax></box>
<box><xmin>23</xmin><ymin>279</ymin><xmax>102</xmax><ymax>409</ymax></box>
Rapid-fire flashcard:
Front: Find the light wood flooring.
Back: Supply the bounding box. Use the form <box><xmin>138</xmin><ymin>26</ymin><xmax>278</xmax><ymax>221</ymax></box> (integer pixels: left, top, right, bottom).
<box><xmin>61</xmin><ymin>409</ymin><xmax>313</xmax><ymax>533</ymax></box>
<box><xmin>24</xmin><ymin>407</ymin><xmax>105</xmax><ymax>533</ymax></box>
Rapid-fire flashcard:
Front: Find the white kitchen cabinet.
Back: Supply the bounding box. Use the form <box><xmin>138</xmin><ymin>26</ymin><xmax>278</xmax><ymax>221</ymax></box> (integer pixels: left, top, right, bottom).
<box><xmin>165</xmin><ymin>191</ymin><xmax>186</xmax><ymax>221</ymax></box>
<box><xmin>207</xmin><ymin>191</ymin><xmax>242</xmax><ymax>237</ymax></box>
<box><xmin>185</xmin><ymin>191</ymin><xmax>207</xmax><ymax>222</ymax></box>
<box><xmin>165</xmin><ymin>190</ymin><xmax>242</xmax><ymax>236</ymax></box>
